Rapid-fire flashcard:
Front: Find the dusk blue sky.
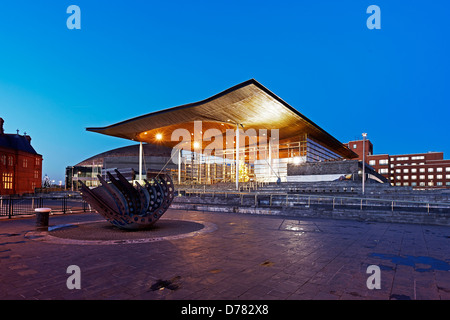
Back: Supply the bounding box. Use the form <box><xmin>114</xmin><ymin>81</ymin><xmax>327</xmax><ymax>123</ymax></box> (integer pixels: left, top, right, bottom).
<box><xmin>1</xmin><ymin>1</ymin><xmax>449</xmax><ymax>183</ymax></box>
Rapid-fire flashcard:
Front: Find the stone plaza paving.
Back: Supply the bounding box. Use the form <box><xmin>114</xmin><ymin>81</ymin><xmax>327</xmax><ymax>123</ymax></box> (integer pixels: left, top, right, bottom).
<box><xmin>0</xmin><ymin>209</ymin><xmax>449</xmax><ymax>300</ymax></box>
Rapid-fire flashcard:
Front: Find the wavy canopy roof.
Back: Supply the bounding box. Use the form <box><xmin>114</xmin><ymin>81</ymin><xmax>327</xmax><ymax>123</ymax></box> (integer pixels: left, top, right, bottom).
<box><xmin>87</xmin><ymin>79</ymin><xmax>356</xmax><ymax>159</ymax></box>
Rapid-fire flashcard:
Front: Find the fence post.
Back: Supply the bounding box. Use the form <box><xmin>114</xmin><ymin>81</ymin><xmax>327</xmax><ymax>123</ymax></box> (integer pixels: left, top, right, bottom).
<box><xmin>8</xmin><ymin>196</ymin><xmax>12</xmax><ymax>219</ymax></box>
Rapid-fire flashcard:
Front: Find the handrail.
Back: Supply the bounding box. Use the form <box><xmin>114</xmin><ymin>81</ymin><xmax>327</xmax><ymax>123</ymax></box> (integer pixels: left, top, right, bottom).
<box><xmin>177</xmin><ymin>189</ymin><xmax>450</xmax><ymax>209</ymax></box>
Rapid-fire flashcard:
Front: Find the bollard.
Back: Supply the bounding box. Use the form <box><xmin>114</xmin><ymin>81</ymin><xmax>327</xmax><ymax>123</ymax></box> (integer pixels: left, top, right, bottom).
<box><xmin>35</xmin><ymin>208</ymin><xmax>52</xmax><ymax>231</ymax></box>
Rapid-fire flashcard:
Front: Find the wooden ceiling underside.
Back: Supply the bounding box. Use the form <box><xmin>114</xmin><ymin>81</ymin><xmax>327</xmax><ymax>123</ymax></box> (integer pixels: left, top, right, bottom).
<box><xmin>87</xmin><ymin>79</ymin><xmax>356</xmax><ymax>159</ymax></box>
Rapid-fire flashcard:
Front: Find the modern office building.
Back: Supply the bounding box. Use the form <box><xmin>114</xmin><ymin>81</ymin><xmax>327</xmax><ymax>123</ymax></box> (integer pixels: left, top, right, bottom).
<box><xmin>80</xmin><ymin>79</ymin><xmax>360</xmax><ymax>188</ymax></box>
<box><xmin>348</xmin><ymin>139</ymin><xmax>450</xmax><ymax>189</ymax></box>
<box><xmin>0</xmin><ymin>118</ymin><xmax>43</xmax><ymax>195</ymax></box>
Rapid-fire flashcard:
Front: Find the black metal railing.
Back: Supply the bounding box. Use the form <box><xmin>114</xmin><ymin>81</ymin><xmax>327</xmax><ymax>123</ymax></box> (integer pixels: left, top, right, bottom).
<box><xmin>0</xmin><ymin>195</ymin><xmax>94</xmax><ymax>218</ymax></box>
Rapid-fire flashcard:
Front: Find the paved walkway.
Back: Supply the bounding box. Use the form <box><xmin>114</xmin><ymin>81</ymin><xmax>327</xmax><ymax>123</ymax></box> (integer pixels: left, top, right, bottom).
<box><xmin>0</xmin><ymin>209</ymin><xmax>449</xmax><ymax>300</ymax></box>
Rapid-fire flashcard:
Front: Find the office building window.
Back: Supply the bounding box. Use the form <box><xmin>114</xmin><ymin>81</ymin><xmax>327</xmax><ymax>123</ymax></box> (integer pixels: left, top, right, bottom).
<box><xmin>420</xmin><ymin>182</ymin><xmax>425</xmax><ymax>186</ymax></box>
<box><xmin>379</xmin><ymin>159</ymin><xmax>389</xmax><ymax>165</ymax></box>
<box><xmin>420</xmin><ymin>175</ymin><xmax>425</xmax><ymax>180</ymax></box>
<box><xmin>403</xmin><ymin>169</ymin><xmax>409</xmax><ymax>173</ymax></box>
<box><xmin>411</xmin><ymin>168</ymin><xmax>417</xmax><ymax>173</ymax></box>
<box><xmin>411</xmin><ymin>156</ymin><xmax>425</xmax><ymax>160</ymax></box>
<box><xmin>437</xmin><ymin>168</ymin><xmax>443</xmax><ymax>172</ymax></box>
<box><xmin>437</xmin><ymin>175</ymin><xmax>443</xmax><ymax>180</ymax></box>
<box><xmin>428</xmin><ymin>182</ymin><xmax>434</xmax><ymax>186</ymax></box>
<box><xmin>411</xmin><ymin>182</ymin><xmax>417</xmax><ymax>186</ymax></box>
<box><xmin>403</xmin><ymin>182</ymin><xmax>409</xmax><ymax>186</ymax></box>
<box><xmin>446</xmin><ymin>174</ymin><xmax>450</xmax><ymax>179</ymax></box>
<box><xmin>428</xmin><ymin>175</ymin><xmax>434</xmax><ymax>180</ymax></box>
<box><xmin>379</xmin><ymin>168</ymin><xmax>388</xmax><ymax>174</ymax></box>
<box><xmin>420</xmin><ymin>168</ymin><xmax>425</xmax><ymax>173</ymax></box>
<box><xmin>396</xmin><ymin>157</ymin><xmax>409</xmax><ymax>161</ymax></box>
<box><xmin>369</xmin><ymin>160</ymin><xmax>376</xmax><ymax>165</ymax></box>
<box><xmin>446</xmin><ymin>167</ymin><xmax>450</xmax><ymax>172</ymax></box>
<box><xmin>403</xmin><ymin>176</ymin><xmax>409</xmax><ymax>180</ymax></box>
<box><xmin>428</xmin><ymin>168</ymin><xmax>434</xmax><ymax>172</ymax></box>
<box><xmin>437</xmin><ymin>182</ymin><xmax>443</xmax><ymax>186</ymax></box>
<box><xmin>411</xmin><ymin>175</ymin><xmax>417</xmax><ymax>180</ymax></box>
<box><xmin>7</xmin><ymin>156</ymin><xmax>13</xmax><ymax>166</ymax></box>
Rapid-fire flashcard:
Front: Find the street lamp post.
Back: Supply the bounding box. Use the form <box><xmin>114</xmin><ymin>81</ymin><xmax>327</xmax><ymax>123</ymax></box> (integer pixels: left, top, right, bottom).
<box><xmin>362</xmin><ymin>133</ymin><xmax>367</xmax><ymax>195</ymax></box>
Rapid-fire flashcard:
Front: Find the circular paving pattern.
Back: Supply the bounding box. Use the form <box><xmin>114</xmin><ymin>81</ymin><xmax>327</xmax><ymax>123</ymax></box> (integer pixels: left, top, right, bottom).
<box><xmin>25</xmin><ymin>219</ymin><xmax>217</xmax><ymax>245</ymax></box>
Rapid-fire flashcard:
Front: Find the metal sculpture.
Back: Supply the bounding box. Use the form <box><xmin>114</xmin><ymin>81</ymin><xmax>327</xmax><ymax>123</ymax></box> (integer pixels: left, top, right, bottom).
<box><xmin>80</xmin><ymin>169</ymin><xmax>174</xmax><ymax>230</ymax></box>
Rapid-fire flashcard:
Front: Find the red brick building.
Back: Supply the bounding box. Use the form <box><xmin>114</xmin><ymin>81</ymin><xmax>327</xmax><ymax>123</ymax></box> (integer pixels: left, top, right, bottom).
<box><xmin>0</xmin><ymin>118</ymin><xmax>43</xmax><ymax>195</ymax></box>
<box><xmin>347</xmin><ymin>139</ymin><xmax>450</xmax><ymax>189</ymax></box>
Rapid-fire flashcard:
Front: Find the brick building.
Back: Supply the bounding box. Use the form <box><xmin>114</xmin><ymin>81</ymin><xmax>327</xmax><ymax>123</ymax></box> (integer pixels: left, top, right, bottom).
<box><xmin>347</xmin><ymin>139</ymin><xmax>450</xmax><ymax>189</ymax></box>
<box><xmin>0</xmin><ymin>118</ymin><xmax>43</xmax><ymax>195</ymax></box>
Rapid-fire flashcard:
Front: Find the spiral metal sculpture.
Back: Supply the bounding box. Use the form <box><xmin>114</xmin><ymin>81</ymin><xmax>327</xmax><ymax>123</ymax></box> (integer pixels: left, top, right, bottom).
<box><xmin>80</xmin><ymin>169</ymin><xmax>175</xmax><ymax>230</ymax></box>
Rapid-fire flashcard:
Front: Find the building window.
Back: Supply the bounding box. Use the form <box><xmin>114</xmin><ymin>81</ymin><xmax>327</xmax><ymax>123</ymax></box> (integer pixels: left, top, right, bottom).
<box><xmin>428</xmin><ymin>168</ymin><xmax>434</xmax><ymax>172</ymax></box>
<box><xmin>403</xmin><ymin>176</ymin><xmax>409</xmax><ymax>180</ymax></box>
<box><xmin>420</xmin><ymin>168</ymin><xmax>425</xmax><ymax>173</ymax></box>
<box><xmin>446</xmin><ymin>167</ymin><xmax>450</xmax><ymax>172</ymax></box>
<box><xmin>437</xmin><ymin>175</ymin><xmax>443</xmax><ymax>180</ymax></box>
<box><xmin>437</xmin><ymin>182</ymin><xmax>443</xmax><ymax>186</ymax></box>
<box><xmin>369</xmin><ymin>160</ymin><xmax>376</xmax><ymax>166</ymax></box>
<box><xmin>403</xmin><ymin>169</ymin><xmax>409</xmax><ymax>173</ymax></box>
<box><xmin>379</xmin><ymin>168</ymin><xmax>388</xmax><ymax>174</ymax></box>
<box><xmin>7</xmin><ymin>156</ymin><xmax>13</xmax><ymax>166</ymax></box>
<box><xmin>2</xmin><ymin>173</ymin><xmax>13</xmax><ymax>190</ymax></box>
<box><xmin>403</xmin><ymin>182</ymin><xmax>409</xmax><ymax>186</ymax></box>
<box><xmin>411</xmin><ymin>182</ymin><xmax>417</xmax><ymax>186</ymax></box>
<box><xmin>446</xmin><ymin>174</ymin><xmax>450</xmax><ymax>179</ymax></box>
<box><xmin>420</xmin><ymin>182</ymin><xmax>425</xmax><ymax>186</ymax></box>
<box><xmin>446</xmin><ymin>182</ymin><xmax>450</xmax><ymax>186</ymax></box>
<box><xmin>396</xmin><ymin>157</ymin><xmax>409</xmax><ymax>161</ymax></box>
<box><xmin>420</xmin><ymin>175</ymin><xmax>425</xmax><ymax>180</ymax></box>
<box><xmin>34</xmin><ymin>170</ymin><xmax>39</xmax><ymax>179</ymax></box>
<box><xmin>353</xmin><ymin>144</ymin><xmax>357</xmax><ymax>149</ymax></box>
<box><xmin>411</xmin><ymin>156</ymin><xmax>425</xmax><ymax>160</ymax></box>
<box><xmin>379</xmin><ymin>159</ymin><xmax>389</xmax><ymax>165</ymax></box>
<box><xmin>0</xmin><ymin>154</ymin><xmax>5</xmax><ymax>165</ymax></box>
<box><xmin>411</xmin><ymin>175</ymin><xmax>417</xmax><ymax>180</ymax></box>
<box><xmin>395</xmin><ymin>182</ymin><xmax>401</xmax><ymax>186</ymax></box>
<box><xmin>35</xmin><ymin>157</ymin><xmax>40</xmax><ymax>166</ymax></box>
<box><xmin>428</xmin><ymin>182</ymin><xmax>434</xmax><ymax>186</ymax></box>
<box><xmin>396</xmin><ymin>176</ymin><xmax>401</xmax><ymax>180</ymax></box>
<box><xmin>23</xmin><ymin>159</ymin><xmax>28</xmax><ymax>168</ymax></box>
<box><xmin>411</xmin><ymin>168</ymin><xmax>417</xmax><ymax>173</ymax></box>
<box><xmin>437</xmin><ymin>168</ymin><xmax>443</xmax><ymax>172</ymax></box>
<box><xmin>428</xmin><ymin>175</ymin><xmax>434</xmax><ymax>180</ymax></box>
<box><xmin>396</xmin><ymin>169</ymin><xmax>401</xmax><ymax>173</ymax></box>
